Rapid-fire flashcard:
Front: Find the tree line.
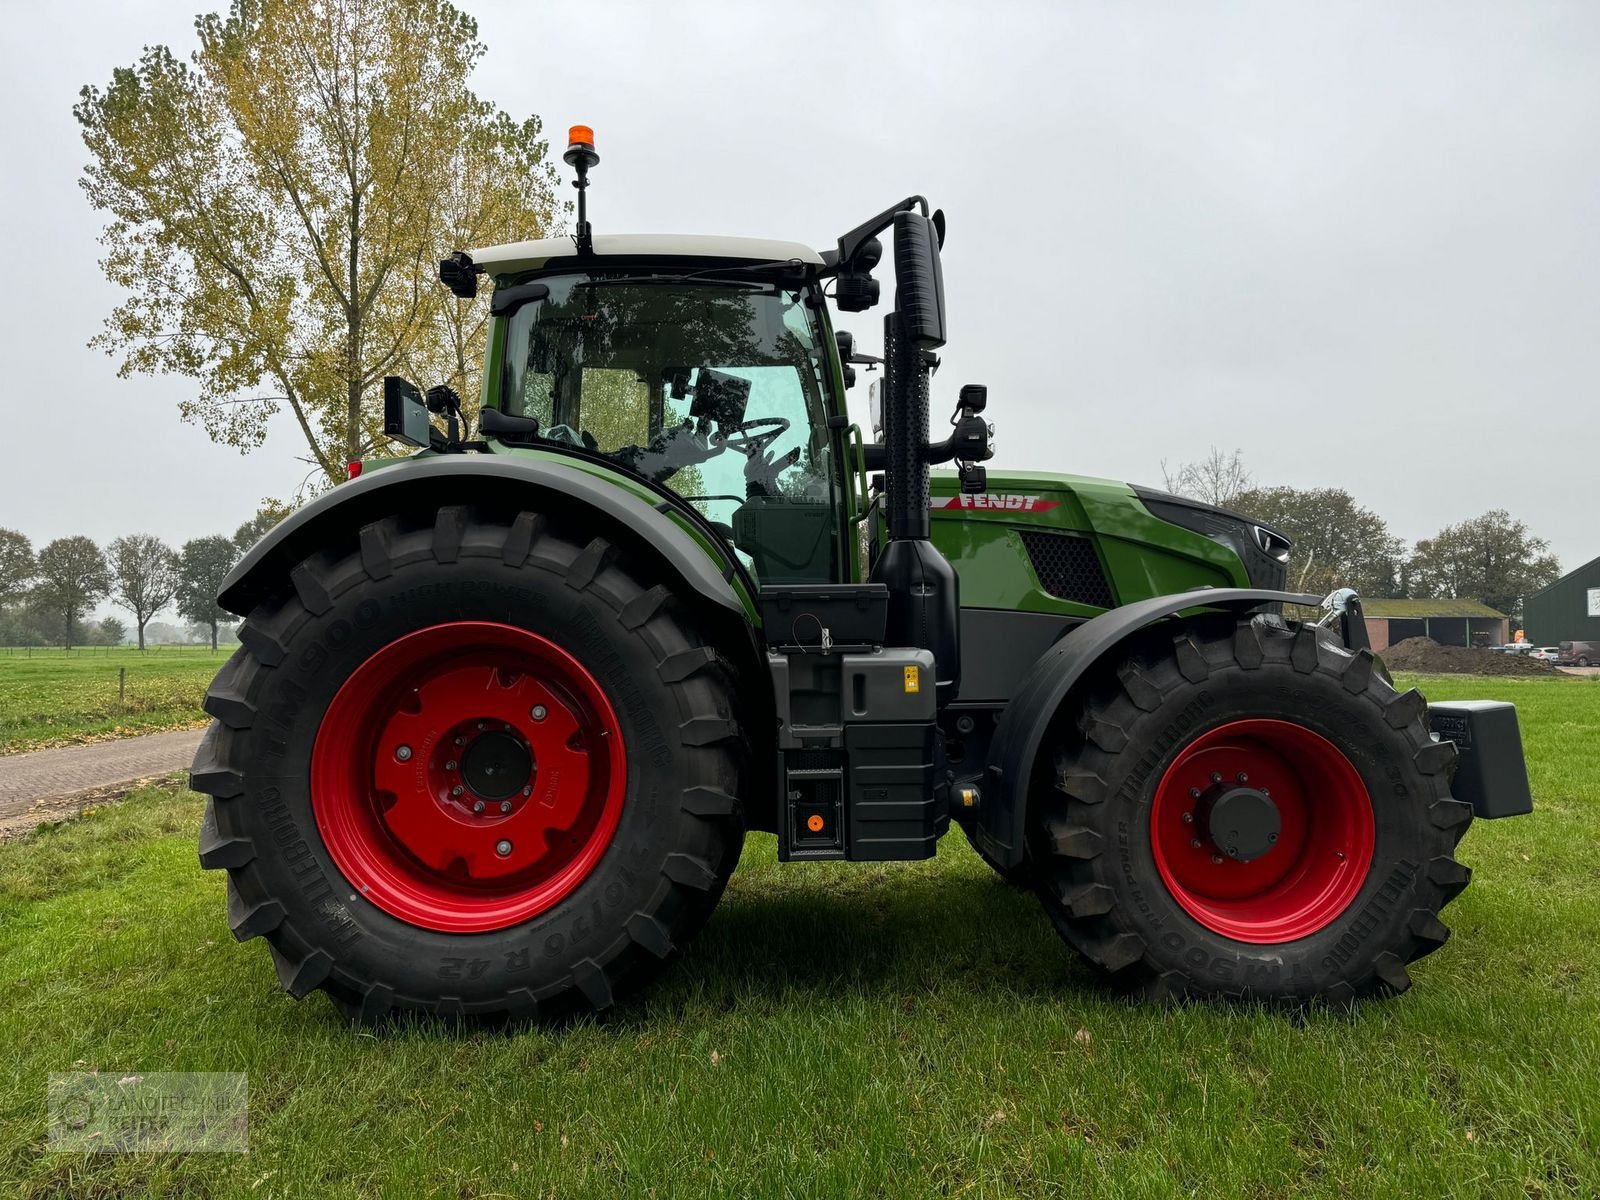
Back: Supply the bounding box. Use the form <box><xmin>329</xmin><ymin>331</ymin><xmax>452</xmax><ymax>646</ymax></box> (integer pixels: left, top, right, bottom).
<box><xmin>1162</xmin><ymin>448</ymin><xmax>1562</xmax><ymax>620</ymax></box>
<box><xmin>0</xmin><ymin>509</ymin><xmax>282</xmax><ymax>650</ymax></box>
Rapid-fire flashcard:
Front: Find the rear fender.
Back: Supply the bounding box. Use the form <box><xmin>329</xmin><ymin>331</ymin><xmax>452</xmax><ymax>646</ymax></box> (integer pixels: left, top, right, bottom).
<box><xmin>223</xmin><ymin>454</ymin><xmax>780</xmax><ymax>830</ymax></box>
<box><xmin>222</xmin><ymin>456</ymin><xmax>749</xmax><ymax>621</ymax></box>
<box><xmin>975</xmin><ymin>588</ymin><xmax>1322</xmax><ymax>868</ymax></box>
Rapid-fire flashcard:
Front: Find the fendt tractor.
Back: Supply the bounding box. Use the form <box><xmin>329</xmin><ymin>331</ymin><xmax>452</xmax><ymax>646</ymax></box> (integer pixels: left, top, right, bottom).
<box><xmin>192</xmin><ymin>127</ymin><xmax>1532</xmax><ymax>1022</ymax></box>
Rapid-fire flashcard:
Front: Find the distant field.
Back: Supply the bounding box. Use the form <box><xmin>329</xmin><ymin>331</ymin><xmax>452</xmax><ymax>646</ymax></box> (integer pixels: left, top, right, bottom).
<box><xmin>0</xmin><ymin>647</ymin><xmax>226</xmax><ymax>755</ymax></box>
<box><xmin>0</xmin><ymin>672</ymin><xmax>1595</xmax><ymax>1197</ymax></box>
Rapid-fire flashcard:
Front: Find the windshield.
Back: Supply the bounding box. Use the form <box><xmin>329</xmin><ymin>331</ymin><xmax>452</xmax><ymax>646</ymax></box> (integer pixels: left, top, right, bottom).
<box><xmin>499</xmin><ymin>275</ymin><xmax>840</xmax><ymax>582</ymax></box>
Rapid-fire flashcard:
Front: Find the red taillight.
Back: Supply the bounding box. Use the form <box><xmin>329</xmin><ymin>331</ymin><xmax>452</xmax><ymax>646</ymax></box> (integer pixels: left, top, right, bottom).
<box><xmin>347</xmin><ymin>460</ymin><xmax>363</xmax><ymax>480</ymax></box>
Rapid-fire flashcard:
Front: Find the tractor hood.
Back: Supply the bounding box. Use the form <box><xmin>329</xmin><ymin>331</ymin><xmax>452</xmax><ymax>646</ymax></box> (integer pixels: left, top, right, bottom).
<box><xmin>924</xmin><ymin>468</ymin><xmax>1289</xmax><ymax>561</ymax></box>
<box><xmin>926</xmin><ymin>470</ymin><xmax>1291</xmax><ymax>608</ymax></box>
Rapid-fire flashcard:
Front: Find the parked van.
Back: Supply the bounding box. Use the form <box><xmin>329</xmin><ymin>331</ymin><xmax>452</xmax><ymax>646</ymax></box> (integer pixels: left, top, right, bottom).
<box><xmin>1557</xmin><ymin>641</ymin><xmax>1599</xmax><ymax>667</ymax></box>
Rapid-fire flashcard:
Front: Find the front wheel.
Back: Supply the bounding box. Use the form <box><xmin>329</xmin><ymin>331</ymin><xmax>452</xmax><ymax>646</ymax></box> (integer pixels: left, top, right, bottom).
<box><xmin>191</xmin><ymin>507</ymin><xmax>746</xmax><ymax>1022</ymax></box>
<box><xmin>1030</xmin><ymin>615</ymin><xmax>1471</xmax><ymax>1004</ymax></box>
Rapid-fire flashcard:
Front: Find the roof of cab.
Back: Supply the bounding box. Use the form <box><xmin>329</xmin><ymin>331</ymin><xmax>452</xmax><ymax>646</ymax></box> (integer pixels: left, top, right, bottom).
<box><xmin>468</xmin><ymin>233</ymin><xmax>825</xmax><ymax>277</ymax></box>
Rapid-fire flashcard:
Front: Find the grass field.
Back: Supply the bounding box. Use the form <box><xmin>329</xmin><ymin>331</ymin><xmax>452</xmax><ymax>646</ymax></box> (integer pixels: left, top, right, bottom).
<box><xmin>0</xmin><ymin>673</ymin><xmax>1595</xmax><ymax>1198</ymax></box>
<box><xmin>0</xmin><ymin>647</ymin><xmax>226</xmax><ymax>754</ymax></box>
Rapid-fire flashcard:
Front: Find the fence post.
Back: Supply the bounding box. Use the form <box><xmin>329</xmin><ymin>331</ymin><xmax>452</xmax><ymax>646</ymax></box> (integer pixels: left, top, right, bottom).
<box><xmin>119</xmin><ymin>667</ymin><xmax>126</xmax><ymax>711</ymax></box>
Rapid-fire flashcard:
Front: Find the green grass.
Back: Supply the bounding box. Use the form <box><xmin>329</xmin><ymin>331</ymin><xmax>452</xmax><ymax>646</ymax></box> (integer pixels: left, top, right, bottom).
<box><xmin>0</xmin><ymin>674</ymin><xmax>1596</xmax><ymax>1198</ymax></box>
<box><xmin>0</xmin><ymin>647</ymin><xmax>227</xmax><ymax>754</ymax></box>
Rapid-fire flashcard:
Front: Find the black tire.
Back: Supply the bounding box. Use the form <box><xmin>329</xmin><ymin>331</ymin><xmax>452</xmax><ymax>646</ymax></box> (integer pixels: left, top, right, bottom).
<box><xmin>191</xmin><ymin>506</ymin><xmax>746</xmax><ymax>1022</ymax></box>
<box><xmin>1029</xmin><ymin>614</ymin><xmax>1471</xmax><ymax>1004</ymax></box>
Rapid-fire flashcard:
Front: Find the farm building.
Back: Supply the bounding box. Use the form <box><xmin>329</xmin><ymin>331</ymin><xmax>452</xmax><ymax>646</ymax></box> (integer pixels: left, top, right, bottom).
<box><xmin>1524</xmin><ymin>555</ymin><xmax>1600</xmax><ymax>645</ymax></box>
<box><xmin>1361</xmin><ymin>599</ymin><xmax>1508</xmax><ymax>651</ymax></box>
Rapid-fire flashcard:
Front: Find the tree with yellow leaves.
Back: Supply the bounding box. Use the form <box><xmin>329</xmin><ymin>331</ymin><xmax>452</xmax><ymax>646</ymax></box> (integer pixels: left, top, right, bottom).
<box><xmin>76</xmin><ymin>0</ymin><xmax>561</xmax><ymax>486</ymax></box>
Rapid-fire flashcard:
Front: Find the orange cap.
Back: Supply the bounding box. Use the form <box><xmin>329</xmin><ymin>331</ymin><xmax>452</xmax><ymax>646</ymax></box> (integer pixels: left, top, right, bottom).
<box><xmin>568</xmin><ymin>124</ymin><xmax>595</xmax><ymax>147</ymax></box>
<box><xmin>806</xmin><ymin>814</ymin><xmax>824</xmax><ymax>833</ymax></box>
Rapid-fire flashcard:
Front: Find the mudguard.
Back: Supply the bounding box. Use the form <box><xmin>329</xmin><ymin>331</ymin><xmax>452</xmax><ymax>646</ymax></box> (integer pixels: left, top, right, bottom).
<box><xmin>219</xmin><ymin>455</ymin><xmax>748</xmax><ymax>619</ymax></box>
<box><xmin>975</xmin><ymin>587</ymin><xmax>1323</xmax><ymax>869</ymax></box>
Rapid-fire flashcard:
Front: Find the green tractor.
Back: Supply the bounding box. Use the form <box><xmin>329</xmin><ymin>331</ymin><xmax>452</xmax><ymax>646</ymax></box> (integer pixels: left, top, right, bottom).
<box><xmin>193</xmin><ymin>127</ymin><xmax>1531</xmax><ymax>1021</ymax></box>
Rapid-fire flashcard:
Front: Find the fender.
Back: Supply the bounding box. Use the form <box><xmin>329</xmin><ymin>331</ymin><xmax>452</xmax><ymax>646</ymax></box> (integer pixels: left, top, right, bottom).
<box><xmin>219</xmin><ymin>455</ymin><xmax>748</xmax><ymax>619</ymax></box>
<box><xmin>974</xmin><ymin>587</ymin><xmax>1323</xmax><ymax>868</ymax></box>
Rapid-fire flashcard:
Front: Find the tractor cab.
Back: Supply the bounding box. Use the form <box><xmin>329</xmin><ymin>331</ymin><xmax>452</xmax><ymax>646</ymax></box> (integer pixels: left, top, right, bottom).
<box><xmin>474</xmin><ymin>253</ymin><xmax>843</xmax><ymax>584</ymax></box>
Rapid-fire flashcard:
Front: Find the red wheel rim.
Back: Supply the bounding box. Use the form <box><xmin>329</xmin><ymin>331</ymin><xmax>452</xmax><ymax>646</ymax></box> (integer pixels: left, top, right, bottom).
<box><xmin>1149</xmin><ymin>719</ymin><xmax>1374</xmax><ymax>943</ymax></box>
<box><xmin>311</xmin><ymin>622</ymin><xmax>627</xmax><ymax>933</ymax></box>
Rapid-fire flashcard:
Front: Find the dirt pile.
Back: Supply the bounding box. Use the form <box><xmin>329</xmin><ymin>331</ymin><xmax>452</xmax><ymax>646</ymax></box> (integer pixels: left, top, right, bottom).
<box><xmin>1380</xmin><ymin>638</ymin><xmax>1558</xmax><ymax>677</ymax></box>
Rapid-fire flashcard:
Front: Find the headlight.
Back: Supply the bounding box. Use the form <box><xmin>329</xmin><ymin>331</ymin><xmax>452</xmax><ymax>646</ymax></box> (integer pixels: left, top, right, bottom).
<box><xmin>1254</xmin><ymin>524</ymin><xmax>1291</xmax><ymax>563</ymax></box>
<box><xmin>1132</xmin><ymin>487</ymin><xmax>1293</xmax><ymax>591</ymax></box>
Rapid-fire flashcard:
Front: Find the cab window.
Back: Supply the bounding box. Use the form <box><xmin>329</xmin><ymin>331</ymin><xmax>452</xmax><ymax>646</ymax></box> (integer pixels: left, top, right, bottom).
<box><xmin>500</xmin><ymin>276</ymin><xmax>841</xmax><ymax>583</ymax></box>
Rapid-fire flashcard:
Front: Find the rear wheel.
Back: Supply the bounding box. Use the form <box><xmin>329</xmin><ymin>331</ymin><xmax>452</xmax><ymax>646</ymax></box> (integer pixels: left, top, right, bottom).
<box><xmin>192</xmin><ymin>507</ymin><xmax>746</xmax><ymax>1022</ymax></box>
<box><xmin>1029</xmin><ymin>615</ymin><xmax>1471</xmax><ymax>1003</ymax></box>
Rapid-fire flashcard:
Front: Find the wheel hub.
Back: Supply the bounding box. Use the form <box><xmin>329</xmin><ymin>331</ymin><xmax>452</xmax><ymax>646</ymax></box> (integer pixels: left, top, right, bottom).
<box><xmin>310</xmin><ymin>622</ymin><xmax>627</xmax><ymax>933</ymax></box>
<box><xmin>1149</xmin><ymin>718</ymin><xmax>1375</xmax><ymax>943</ymax></box>
<box><xmin>457</xmin><ymin>727</ymin><xmax>533</xmax><ymax>803</ymax></box>
<box><xmin>1197</xmin><ymin>782</ymin><xmax>1280</xmax><ymax>863</ymax></box>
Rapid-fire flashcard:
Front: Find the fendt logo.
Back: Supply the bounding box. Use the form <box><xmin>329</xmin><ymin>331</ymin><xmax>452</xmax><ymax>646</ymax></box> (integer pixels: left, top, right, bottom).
<box><xmin>931</xmin><ymin>494</ymin><xmax>1060</xmax><ymax>512</ymax></box>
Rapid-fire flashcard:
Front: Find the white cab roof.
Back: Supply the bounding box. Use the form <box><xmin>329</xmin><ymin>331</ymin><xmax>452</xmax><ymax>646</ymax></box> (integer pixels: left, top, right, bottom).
<box><xmin>469</xmin><ymin>233</ymin><xmax>825</xmax><ymax>276</ymax></box>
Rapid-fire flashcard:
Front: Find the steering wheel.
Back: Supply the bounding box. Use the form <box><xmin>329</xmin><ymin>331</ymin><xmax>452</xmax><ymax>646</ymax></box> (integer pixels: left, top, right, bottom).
<box><xmin>719</xmin><ymin>416</ymin><xmax>791</xmax><ymax>457</ymax></box>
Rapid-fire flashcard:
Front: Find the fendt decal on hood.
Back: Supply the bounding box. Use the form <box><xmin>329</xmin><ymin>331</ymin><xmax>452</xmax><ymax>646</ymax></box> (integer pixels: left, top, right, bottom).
<box><xmin>931</xmin><ymin>494</ymin><xmax>1061</xmax><ymax>512</ymax></box>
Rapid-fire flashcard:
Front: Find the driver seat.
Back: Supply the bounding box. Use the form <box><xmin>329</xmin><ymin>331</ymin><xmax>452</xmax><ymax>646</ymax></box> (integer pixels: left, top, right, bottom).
<box><xmin>732</xmin><ymin>498</ymin><xmax>835</xmax><ymax>583</ymax></box>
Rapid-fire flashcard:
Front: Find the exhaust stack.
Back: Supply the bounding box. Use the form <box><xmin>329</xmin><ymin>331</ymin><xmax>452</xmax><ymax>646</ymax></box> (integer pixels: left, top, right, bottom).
<box><xmin>871</xmin><ymin>210</ymin><xmax>961</xmax><ymax>704</ymax></box>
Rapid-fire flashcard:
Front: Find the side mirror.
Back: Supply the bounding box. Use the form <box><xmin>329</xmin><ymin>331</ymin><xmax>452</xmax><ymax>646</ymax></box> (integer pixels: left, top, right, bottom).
<box><xmin>836</xmin><ymin>330</ymin><xmax>857</xmax><ymax>389</ymax></box>
<box><xmin>383</xmin><ymin>376</ymin><xmax>434</xmax><ymax>449</ymax></box>
<box><xmin>892</xmin><ymin>211</ymin><xmax>946</xmax><ymax>349</ymax></box>
<box><xmin>438</xmin><ymin>251</ymin><xmax>478</xmax><ymax>299</ymax></box>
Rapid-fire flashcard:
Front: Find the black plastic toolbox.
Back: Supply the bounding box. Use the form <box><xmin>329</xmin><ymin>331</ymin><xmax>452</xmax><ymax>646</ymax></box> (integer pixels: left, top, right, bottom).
<box><xmin>759</xmin><ymin>584</ymin><xmax>889</xmax><ymax>652</ymax></box>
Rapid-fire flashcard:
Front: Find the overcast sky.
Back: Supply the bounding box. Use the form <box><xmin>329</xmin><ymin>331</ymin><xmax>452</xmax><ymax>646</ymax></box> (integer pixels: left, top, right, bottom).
<box><xmin>0</xmin><ymin>0</ymin><xmax>1594</xmax><ymax>571</ymax></box>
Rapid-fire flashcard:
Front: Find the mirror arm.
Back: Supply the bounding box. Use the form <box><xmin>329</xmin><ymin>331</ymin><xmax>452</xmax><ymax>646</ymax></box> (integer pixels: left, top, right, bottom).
<box><xmin>835</xmin><ymin>195</ymin><xmax>929</xmax><ymax>266</ymax></box>
<box><xmin>924</xmin><ymin>412</ymin><xmax>992</xmax><ymax>466</ymax></box>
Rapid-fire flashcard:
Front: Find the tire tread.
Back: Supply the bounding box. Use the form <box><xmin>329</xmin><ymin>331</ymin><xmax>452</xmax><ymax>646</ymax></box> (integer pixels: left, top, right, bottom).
<box><xmin>192</xmin><ymin>511</ymin><xmax>747</xmax><ymax>1023</ymax></box>
<box><xmin>1028</xmin><ymin>612</ymin><xmax>1471</xmax><ymax>1005</ymax></box>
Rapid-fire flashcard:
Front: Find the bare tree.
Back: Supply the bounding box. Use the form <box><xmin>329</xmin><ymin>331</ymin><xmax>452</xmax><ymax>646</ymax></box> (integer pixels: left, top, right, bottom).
<box><xmin>1160</xmin><ymin>446</ymin><xmax>1253</xmax><ymax>508</ymax></box>
<box><xmin>109</xmin><ymin>534</ymin><xmax>182</xmax><ymax>651</ymax></box>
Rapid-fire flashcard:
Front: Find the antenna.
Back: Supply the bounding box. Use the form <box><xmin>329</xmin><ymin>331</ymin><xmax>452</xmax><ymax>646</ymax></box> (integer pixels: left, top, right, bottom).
<box><xmin>564</xmin><ymin>125</ymin><xmax>600</xmax><ymax>255</ymax></box>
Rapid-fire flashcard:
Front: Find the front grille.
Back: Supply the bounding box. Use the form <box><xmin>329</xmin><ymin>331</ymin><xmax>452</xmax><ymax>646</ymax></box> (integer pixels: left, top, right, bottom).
<box><xmin>1019</xmin><ymin>531</ymin><xmax>1115</xmax><ymax>608</ymax></box>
